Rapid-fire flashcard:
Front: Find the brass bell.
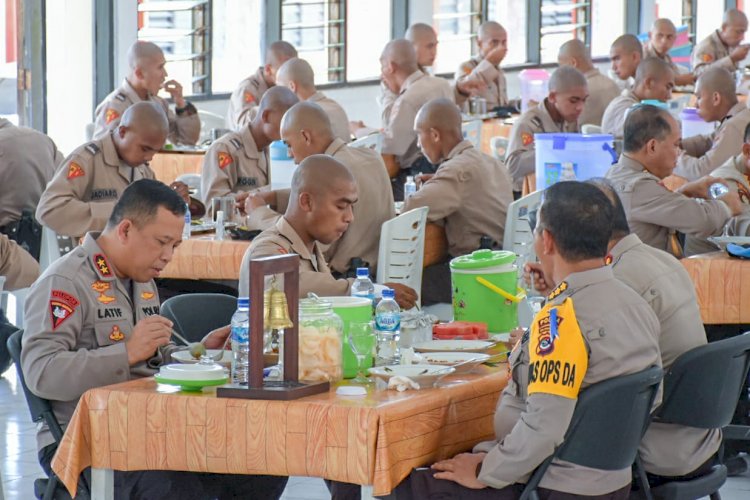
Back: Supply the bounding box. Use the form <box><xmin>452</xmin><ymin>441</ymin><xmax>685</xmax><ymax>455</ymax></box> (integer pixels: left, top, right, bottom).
<box><xmin>263</xmin><ymin>289</ymin><xmax>271</xmax><ymax>324</ymax></box>
<box><xmin>267</xmin><ymin>288</ymin><xmax>293</xmax><ymax>329</ymax></box>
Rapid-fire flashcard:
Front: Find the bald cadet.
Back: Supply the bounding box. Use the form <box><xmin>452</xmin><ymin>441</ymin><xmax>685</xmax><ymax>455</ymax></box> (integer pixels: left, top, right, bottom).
<box><xmin>289</xmin><ymin>154</ymin><xmax>355</xmax><ymax>204</ymax></box>
<box><xmin>277</xmin><ymin>57</ymin><xmax>315</xmax><ymax>90</ymax></box>
<box><xmin>127</xmin><ymin>41</ymin><xmax>163</xmax><ymax>72</ymax></box>
<box><xmin>549</xmin><ymin>66</ymin><xmax>588</xmax><ymax>94</ymax></box>
<box><xmin>612</xmin><ymin>34</ymin><xmax>644</xmax><ymax>57</ymax></box>
<box><xmin>119</xmin><ymin>101</ymin><xmax>169</xmax><ymax>137</ymax></box>
<box><xmin>405</xmin><ymin>23</ymin><xmax>436</xmax><ymax>42</ymax></box>
<box><xmin>697</xmin><ymin>66</ymin><xmax>738</xmax><ymax>102</ymax></box>
<box><xmin>652</xmin><ymin>18</ymin><xmax>676</xmax><ymax>33</ymax></box>
<box><xmin>724</xmin><ymin>8</ymin><xmax>748</xmax><ymax>26</ymax></box>
<box><xmin>381</xmin><ymin>39</ymin><xmax>419</xmax><ymax>73</ymax></box>
<box><xmin>281</xmin><ymin>101</ymin><xmax>334</xmax><ymax>141</ymax></box>
<box><xmin>634</xmin><ymin>57</ymin><xmax>673</xmax><ymax>86</ymax></box>
<box><xmin>256</xmin><ymin>85</ymin><xmax>299</xmax><ymax>119</ymax></box>
<box><xmin>558</xmin><ymin>39</ymin><xmax>593</xmax><ymax>69</ymax></box>
<box><xmin>478</xmin><ymin>21</ymin><xmax>505</xmax><ymax>41</ymax></box>
<box><xmin>267</xmin><ymin>41</ymin><xmax>298</xmax><ymax>67</ymax></box>
<box><xmin>415</xmin><ymin>98</ymin><xmax>462</xmax><ymax>138</ymax></box>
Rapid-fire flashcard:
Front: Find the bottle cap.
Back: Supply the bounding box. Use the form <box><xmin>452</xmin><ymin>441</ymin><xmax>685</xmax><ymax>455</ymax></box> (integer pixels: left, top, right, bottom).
<box><xmin>382</xmin><ymin>288</ymin><xmax>395</xmax><ymax>299</ymax></box>
<box><xmin>406</xmin><ymin>176</ymin><xmax>414</xmax><ymax>182</ymax></box>
<box><xmin>237</xmin><ymin>297</ymin><xmax>250</xmax><ymax>308</ymax></box>
<box><xmin>356</xmin><ymin>267</ymin><xmax>369</xmax><ymax>277</ymax></box>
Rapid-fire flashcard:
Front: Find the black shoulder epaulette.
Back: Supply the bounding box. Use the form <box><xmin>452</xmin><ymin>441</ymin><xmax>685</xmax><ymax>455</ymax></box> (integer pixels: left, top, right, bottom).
<box><xmin>530</xmin><ymin>116</ymin><xmax>543</xmax><ymax>130</ymax></box>
<box><xmin>114</xmin><ymin>93</ymin><xmax>126</xmax><ymax>102</ymax></box>
<box><xmin>229</xmin><ymin>138</ymin><xmax>242</xmax><ymax>150</ymax></box>
<box><xmin>84</xmin><ymin>143</ymin><xmax>100</xmax><ymax>155</ymax></box>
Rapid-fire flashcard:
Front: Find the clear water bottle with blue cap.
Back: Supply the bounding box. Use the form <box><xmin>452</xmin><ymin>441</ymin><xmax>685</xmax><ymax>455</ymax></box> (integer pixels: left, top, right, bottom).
<box><xmin>374</xmin><ymin>288</ymin><xmax>400</xmax><ymax>365</ymax></box>
<box><xmin>404</xmin><ymin>176</ymin><xmax>417</xmax><ymax>199</ymax></box>
<box><xmin>350</xmin><ymin>267</ymin><xmax>375</xmax><ymax>304</ymax></box>
<box><xmin>182</xmin><ymin>203</ymin><xmax>191</xmax><ymax>240</ymax></box>
<box><xmin>231</xmin><ymin>297</ymin><xmax>250</xmax><ymax>385</ymax></box>
<box><xmin>708</xmin><ymin>182</ymin><xmax>730</xmax><ymax>199</ymax></box>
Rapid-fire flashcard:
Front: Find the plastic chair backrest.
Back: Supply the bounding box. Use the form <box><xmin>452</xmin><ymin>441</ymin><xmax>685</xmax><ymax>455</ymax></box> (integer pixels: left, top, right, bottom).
<box><xmin>490</xmin><ymin>136</ymin><xmax>509</xmax><ymax>162</ymax></box>
<box><xmin>376</xmin><ymin>207</ymin><xmax>429</xmax><ymax>306</ymax></box>
<box><xmin>461</xmin><ymin>120</ymin><xmax>482</xmax><ymax>149</ymax></box>
<box><xmin>502</xmin><ymin>190</ymin><xmax>543</xmax><ymax>259</ymax></box>
<box><xmin>6</xmin><ymin>330</ymin><xmax>66</xmax><ymax>443</ymax></box>
<box><xmin>656</xmin><ymin>332</ymin><xmax>750</xmax><ymax>428</ymax></box>
<box><xmin>350</xmin><ymin>133</ymin><xmax>383</xmax><ymax>153</ymax></box>
<box><xmin>581</xmin><ymin>124</ymin><xmax>603</xmax><ymax>135</ymax></box>
<box><xmin>160</xmin><ymin>293</ymin><xmax>238</xmax><ymax>343</ymax></box>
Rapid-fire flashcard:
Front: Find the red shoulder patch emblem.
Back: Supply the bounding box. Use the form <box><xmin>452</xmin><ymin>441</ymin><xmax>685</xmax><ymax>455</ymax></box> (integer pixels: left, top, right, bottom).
<box><xmin>217</xmin><ymin>152</ymin><xmax>233</xmax><ymax>169</ymax></box>
<box><xmin>49</xmin><ymin>290</ymin><xmax>80</xmax><ymax>330</ymax></box>
<box><xmin>105</xmin><ymin>108</ymin><xmax>120</xmax><ymax>124</ymax></box>
<box><xmin>702</xmin><ymin>53</ymin><xmax>714</xmax><ymax>63</ymax></box>
<box><xmin>67</xmin><ymin>162</ymin><xmax>85</xmax><ymax>180</ymax></box>
<box><xmin>243</xmin><ymin>91</ymin><xmax>255</xmax><ymax>104</ymax></box>
<box><xmin>521</xmin><ymin>132</ymin><xmax>534</xmax><ymax>146</ymax></box>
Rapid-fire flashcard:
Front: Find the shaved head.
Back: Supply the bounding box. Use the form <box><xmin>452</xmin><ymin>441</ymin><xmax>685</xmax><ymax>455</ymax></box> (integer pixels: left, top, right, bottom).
<box><xmin>257</xmin><ymin>85</ymin><xmax>299</xmax><ymax>116</ymax></box>
<box><xmin>651</xmin><ymin>18</ymin><xmax>676</xmax><ymax>33</ymax></box>
<box><xmin>724</xmin><ymin>8</ymin><xmax>748</xmax><ymax>26</ymax></box>
<box><xmin>635</xmin><ymin>57</ymin><xmax>673</xmax><ymax>85</ymax></box>
<box><xmin>478</xmin><ymin>21</ymin><xmax>505</xmax><ymax>41</ymax></box>
<box><xmin>381</xmin><ymin>39</ymin><xmax>418</xmax><ymax>74</ymax></box>
<box><xmin>276</xmin><ymin>57</ymin><xmax>315</xmax><ymax>91</ymax></box>
<box><xmin>415</xmin><ymin>98</ymin><xmax>462</xmax><ymax>136</ymax></box>
<box><xmin>281</xmin><ymin>101</ymin><xmax>333</xmax><ymax>140</ymax></box>
<box><xmin>696</xmin><ymin>67</ymin><xmax>737</xmax><ymax>101</ymax></box>
<box><xmin>120</xmin><ymin>101</ymin><xmax>169</xmax><ymax>136</ymax></box>
<box><xmin>549</xmin><ymin>66</ymin><xmax>587</xmax><ymax>93</ymax></box>
<box><xmin>558</xmin><ymin>39</ymin><xmax>593</xmax><ymax>69</ymax></box>
<box><xmin>290</xmin><ymin>154</ymin><xmax>355</xmax><ymax>200</ymax></box>
<box><xmin>267</xmin><ymin>41</ymin><xmax>298</xmax><ymax>68</ymax></box>
<box><xmin>405</xmin><ymin>23</ymin><xmax>436</xmax><ymax>42</ymax></box>
<box><xmin>611</xmin><ymin>34</ymin><xmax>643</xmax><ymax>57</ymax></box>
<box><xmin>127</xmin><ymin>41</ymin><xmax>164</xmax><ymax>71</ymax></box>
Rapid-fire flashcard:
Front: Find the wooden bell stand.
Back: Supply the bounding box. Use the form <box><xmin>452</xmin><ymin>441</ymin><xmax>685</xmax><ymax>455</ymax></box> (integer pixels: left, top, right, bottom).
<box><xmin>217</xmin><ymin>254</ymin><xmax>330</xmax><ymax>400</ymax></box>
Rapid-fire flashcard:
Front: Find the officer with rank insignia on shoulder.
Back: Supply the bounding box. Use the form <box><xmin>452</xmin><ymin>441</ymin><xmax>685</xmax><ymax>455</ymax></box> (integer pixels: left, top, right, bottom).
<box><xmin>93</xmin><ymin>40</ymin><xmax>200</xmax><ymax>146</ymax></box>
<box><xmin>200</xmin><ymin>86</ymin><xmax>299</xmax><ymax>212</ymax></box>
<box><xmin>392</xmin><ymin>181</ymin><xmax>661</xmax><ymax>499</ymax></box>
<box><xmin>37</xmin><ymin>102</ymin><xmax>190</xmax><ymax>239</ymax></box>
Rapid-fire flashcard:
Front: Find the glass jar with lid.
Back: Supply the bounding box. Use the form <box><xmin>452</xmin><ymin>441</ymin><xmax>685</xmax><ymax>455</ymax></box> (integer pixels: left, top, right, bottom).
<box><xmin>297</xmin><ymin>298</ymin><xmax>344</xmax><ymax>382</ymax></box>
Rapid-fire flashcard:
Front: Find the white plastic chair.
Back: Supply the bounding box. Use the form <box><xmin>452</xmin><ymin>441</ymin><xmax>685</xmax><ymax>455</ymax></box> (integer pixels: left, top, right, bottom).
<box><xmin>197</xmin><ymin>109</ymin><xmax>228</xmax><ymax>144</ymax></box>
<box><xmin>175</xmin><ymin>173</ymin><xmax>202</xmax><ymax>200</ymax></box>
<box><xmin>581</xmin><ymin>124</ymin><xmax>603</xmax><ymax>135</ymax></box>
<box><xmin>461</xmin><ymin>119</ymin><xmax>482</xmax><ymax>149</ymax></box>
<box><xmin>502</xmin><ymin>190</ymin><xmax>543</xmax><ymax>261</ymax></box>
<box><xmin>376</xmin><ymin>207</ymin><xmax>429</xmax><ymax>307</ymax></box>
<box><xmin>349</xmin><ymin>133</ymin><xmax>383</xmax><ymax>153</ymax></box>
<box><xmin>39</xmin><ymin>226</ymin><xmax>63</xmax><ymax>272</ymax></box>
<box><xmin>490</xmin><ymin>136</ymin><xmax>509</xmax><ymax>162</ymax></box>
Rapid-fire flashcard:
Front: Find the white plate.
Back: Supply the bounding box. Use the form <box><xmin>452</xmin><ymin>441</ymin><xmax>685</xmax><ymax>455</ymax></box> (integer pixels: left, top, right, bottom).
<box><xmin>419</xmin><ymin>352</ymin><xmax>490</xmax><ymax>373</ymax></box>
<box><xmin>707</xmin><ymin>236</ymin><xmax>750</xmax><ymax>251</ymax></box>
<box><xmin>412</xmin><ymin>339</ymin><xmax>496</xmax><ymax>353</ymax></box>
<box><xmin>158</xmin><ymin>363</ymin><xmax>226</xmax><ymax>381</ymax></box>
<box><xmin>172</xmin><ymin>349</ymin><xmax>232</xmax><ymax>368</ymax></box>
<box><xmin>368</xmin><ymin>364</ymin><xmax>455</xmax><ymax>388</ymax></box>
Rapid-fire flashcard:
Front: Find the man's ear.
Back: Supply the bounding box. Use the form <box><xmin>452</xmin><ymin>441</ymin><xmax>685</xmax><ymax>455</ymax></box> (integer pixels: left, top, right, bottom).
<box><xmin>301</xmin><ymin>129</ymin><xmax>313</xmax><ymax>145</ymax></box>
<box><xmin>541</xmin><ymin>228</ymin><xmax>555</xmax><ymax>256</ymax></box>
<box><xmin>117</xmin><ymin>219</ymin><xmax>133</xmax><ymax>243</ymax></box>
<box><xmin>299</xmin><ymin>192</ymin><xmax>313</xmax><ymax>212</ymax></box>
<box><xmin>429</xmin><ymin>127</ymin><xmax>441</xmax><ymax>144</ymax></box>
<box><xmin>645</xmin><ymin>137</ymin><xmax>658</xmax><ymax>155</ymax></box>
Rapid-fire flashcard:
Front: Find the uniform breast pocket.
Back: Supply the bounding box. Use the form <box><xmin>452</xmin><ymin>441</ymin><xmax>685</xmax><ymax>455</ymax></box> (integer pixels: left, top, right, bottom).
<box><xmin>94</xmin><ymin>322</ymin><xmax>128</xmax><ymax>347</ymax></box>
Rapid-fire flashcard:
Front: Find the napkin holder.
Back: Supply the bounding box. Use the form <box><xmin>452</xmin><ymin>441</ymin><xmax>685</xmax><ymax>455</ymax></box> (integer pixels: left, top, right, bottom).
<box><xmin>217</xmin><ymin>254</ymin><xmax>330</xmax><ymax>400</ymax></box>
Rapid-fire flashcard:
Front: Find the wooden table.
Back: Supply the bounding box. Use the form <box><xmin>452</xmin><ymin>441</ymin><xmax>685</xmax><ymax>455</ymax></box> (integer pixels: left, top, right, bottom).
<box><xmin>150</xmin><ymin>151</ymin><xmax>205</xmax><ymax>185</ymax></box>
<box><xmin>52</xmin><ymin>367</ymin><xmax>507</xmax><ymax>498</ymax></box>
<box><xmin>681</xmin><ymin>251</ymin><xmax>750</xmax><ymax>324</ymax></box>
<box><xmin>160</xmin><ymin>235</ymin><xmax>251</xmax><ymax>280</ymax></box>
<box><xmin>480</xmin><ymin>118</ymin><xmax>514</xmax><ymax>156</ymax></box>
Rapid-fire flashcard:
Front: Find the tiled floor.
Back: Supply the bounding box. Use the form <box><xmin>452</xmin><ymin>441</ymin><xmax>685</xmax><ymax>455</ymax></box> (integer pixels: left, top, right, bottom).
<box><xmin>2</xmin><ymin>364</ymin><xmax>750</xmax><ymax>500</ymax></box>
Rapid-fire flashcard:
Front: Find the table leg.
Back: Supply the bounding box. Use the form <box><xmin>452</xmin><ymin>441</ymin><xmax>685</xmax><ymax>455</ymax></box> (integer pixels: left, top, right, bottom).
<box><xmin>361</xmin><ymin>485</ymin><xmax>375</xmax><ymax>499</ymax></box>
<box><xmin>92</xmin><ymin>468</ymin><xmax>114</xmax><ymax>500</ymax></box>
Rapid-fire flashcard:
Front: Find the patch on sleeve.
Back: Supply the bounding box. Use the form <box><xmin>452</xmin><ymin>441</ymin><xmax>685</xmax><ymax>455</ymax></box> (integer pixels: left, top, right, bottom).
<box><xmin>243</xmin><ymin>91</ymin><xmax>255</xmax><ymax>104</ymax></box>
<box><xmin>49</xmin><ymin>290</ymin><xmax>80</xmax><ymax>330</ymax></box>
<box><xmin>141</xmin><ymin>291</ymin><xmax>155</xmax><ymax>300</ymax></box>
<box><xmin>67</xmin><ymin>162</ymin><xmax>85</xmax><ymax>180</ymax></box>
<box><xmin>702</xmin><ymin>53</ymin><xmax>714</xmax><ymax>63</ymax></box>
<box><xmin>217</xmin><ymin>151</ymin><xmax>233</xmax><ymax>169</ymax></box>
<box><xmin>521</xmin><ymin>132</ymin><xmax>534</xmax><ymax>146</ymax></box>
<box><xmin>105</xmin><ymin>108</ymin><xmax>120</xmax><ymax>124</ymax></box>
<box><xmin>528</xmin><ymin>298</ymin><xmax>588</xmax><ymax>399</ymax></box>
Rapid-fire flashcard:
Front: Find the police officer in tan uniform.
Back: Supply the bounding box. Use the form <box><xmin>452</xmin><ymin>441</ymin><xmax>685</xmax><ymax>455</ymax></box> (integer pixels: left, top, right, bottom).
<box><xmin>200</xmin><ymin>87</ymin><xmax>298</xmax><ymax>211</ymax></box>
<box><xmin>275</xmin><ymin>58</ymin><xmax>351</xmax><ymax>142</ymax></box>
<box><xmin>244</xmin><ymin>102</ymin><xmax>394</xmax><ymax>276</ymax></box>
<box><xmin>609</xmin><ymin>34</ymin><xmax>643</xmax><ymax>91</ymax></box>
<box><xmin>601</xmin><ymin>57</ymin><xmax>675</xmax><ymax>140</ymax></box>
<box><xmin>645</xmin><ymin>18</ymin><xmax>696</xmax><ymax>86</ymax></box>
<box><xmin>240</xmin><ymin>155</ymin><xmax>417</xmax><ymax>308</ymax></box>
<box><xmin>692</xmin><ymin>9</ymin><xmax>749</xmax><ymax>76</ymax></box>
<box><xmin>605</xmin><ymin>105</ymin><xmax>741</xmax><ymax>255</ymax></box>
<box><xmin>93</xmin><ymin>41</ymin><xmax>200</xmax><ymax>145</ymax></box>
<box><xmin>0</xmin><ymin>119</ymin><xmax>63</xmax><ymax>231</ymax></box>
<box><xmin>675</xmin><ymin>68</ymin><xmax>750</xmax><ymax>181</ymax></box>
<box><xmin>226</xmin><ymin>41</ymin><xmax>298</xmax><ymax>131</ymax></box>
<box><xmin>558</xmin><ymin>39</ymin><xmax>621</xmax><ymax>126</ymax></box>
<box><xmin>404</xmin><ymin>98</ymin><xmax>512</xmax><ymax>304</ymax></box>
<box><xmin>23</xmin><ymin>180</ymin><xmax>288</xmax><ymax>498</ymax></box>
<box><xmin>394</xmin><ymin>181</ymin><xmax>662</xmax><ymax>499</ymax></box>
<box><xmin>455</xmin><ymin>21</ymin><xmax>509</xmax><ymax>109</ymax></box>
<box><xmin>37</xmin><ymin>102</ymin><xmax>190</xmax><ymax>239</ymax></box>
<box><xmin>505</xmin><ymin>66</ymin><xmax>587</xmax><ymax>196</ymax></box>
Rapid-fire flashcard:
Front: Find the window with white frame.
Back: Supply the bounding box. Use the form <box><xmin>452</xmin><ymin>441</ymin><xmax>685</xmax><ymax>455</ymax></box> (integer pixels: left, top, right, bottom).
<box><xmin>432</xmin><ymin>0</ymin><xmax>481</xmax><ymax>74</ymax></box>
<box><xmin>487</xmin><ymin>0</ymin><xmax>528</xmax><ymax>65</ymax></box>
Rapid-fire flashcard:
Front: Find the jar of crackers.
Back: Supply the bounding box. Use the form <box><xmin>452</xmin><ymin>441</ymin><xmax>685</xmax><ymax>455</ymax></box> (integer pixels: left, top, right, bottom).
<box><xmin>298</xmin><ymin>298</ymin><xmax>343</xmax><ymax>382</ymax></box>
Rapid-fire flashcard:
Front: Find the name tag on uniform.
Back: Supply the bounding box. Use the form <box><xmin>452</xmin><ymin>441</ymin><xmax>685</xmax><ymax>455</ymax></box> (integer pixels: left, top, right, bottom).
<box><xmin>237</xmin><ymin>177</ymin><xmax>258</xmax><ymax>187</ymax></box>
<box><xmin>97</xmin><ymin>307</ymin><xmax>124</xmax><ymax>319</ymax></box>
<box><xmin>91</xmin><ymin>188</ymin><xmax>118</xmax><ymax>201</ymax></box>
<box><xmin>142</xmin><ymin>305</ymin><xmax>159</xmax><ymax>316</ymax></box>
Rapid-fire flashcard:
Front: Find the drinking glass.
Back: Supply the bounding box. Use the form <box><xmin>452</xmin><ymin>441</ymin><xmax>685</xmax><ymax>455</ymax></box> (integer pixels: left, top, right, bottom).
<box><xmin>348</xmin><ymin>321</ymin><xmax>376</xmax><ymax>384</ymax></box>
<box><xmin>211</xmin><ymin>196</ymin><xmax>236</xmax><ymax>223</ymax></box>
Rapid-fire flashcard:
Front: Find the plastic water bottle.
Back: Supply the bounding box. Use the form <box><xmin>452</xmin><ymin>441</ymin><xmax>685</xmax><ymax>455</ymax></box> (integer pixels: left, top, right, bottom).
<box><xmin>182</xmin><ymin>203</ymin><xmax>191</xmax><ymax>240</ymax></box>
<box><xmin>231</xmin><ymin>297</ymin><xmax>250</xmax><ymax>385</ymax></box>
<box><xmin>374</xmin><ymin>288</ymin><xmax>401</xmax><ymax>365</ymax></box>
<box><xmin>404</xmin><ymin>176</ymin><xmax>416</xmax><ymax>199</ymax></box>
<box><xmin>709</xmin><ymin>182</ymin><xmax>730</xmax><ymax>199</ymax></box>
<box><xmin>350</xmin><ymin>267</ymin><xmax>375</xmax><ymax>303</ymax></box>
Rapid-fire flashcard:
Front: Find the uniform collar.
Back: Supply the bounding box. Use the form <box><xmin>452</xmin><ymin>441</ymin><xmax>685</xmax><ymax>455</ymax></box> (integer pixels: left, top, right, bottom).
<box><xmin>444</xmin><ymin>140</ymin><xmax>474</xmax><ymax>161</ymax></box>
<box><xmin>623</xmin><ymin>89</ymin><xmax>639</xmax><ymax>102</ymax></box>
<box><xmin>100</xmin><ymin>133</ymin><xmax>123</xmax><ymax>168</ymax></box>
<box><xmin>308</xmin><ymin>91</ymin><xmax>326</xmax><ymax>103</ymax></box>
<box><xmin>255</xmin><ymin>67</ymin><xmax>268</xmax><ymax>86</ymax></box>
<box><xmin>324</xmin><ymin>138</ymin><xmax>347</xmax><ymax>156</ymax></box>
<box><xmin>120</xmin><ymin>78</ymin><xmax>150</xmax><ymax>103</ymax></box>
<box><xmin>82</xmin><ymin>233</ymin><xmax>120</xmax><ymax>281</ymax></box>
<box><xmin>609</xmin><ymin>233</ymin><xmax>643</xmax><ymax>265</ymax></box>
<box><xmin>712</xmin><ymin>30</ymin><xmax>730</xmax><ymax>50</ymax></box>
<box><xmin>539</xmin><ymin>98</ymin><xmax>576</xmax><ymax>129</ymax></box>
<box><xmin>240</xmin><ymin>126</ymin><xmax>262</xmax><ymax>160</ymax></box>
<box><xmin>724</xmin><ymin>101</ymin><xmax>748</xmax><ymax>122</ymax></box>
<box><xmin>400</xmin><ymin>71</ymin><xmax>426</xmax><ymax>94</ymax></box>
<box><xmin>618</xmin><ymin>154</ymin><xmax>658</xmax><ymax>178</ymax></box>
<box><xmin>583</xmin><ymin>68</ymin><xmax>601</xmax><ymax>78</ymax></box>
<box><xmin>548</xmin><ymin>266</ymin><xmax>614</xmax><ymax>303</ymax></box>
<box><xmin>276</xmin><ymin>217</ymin><xmax>325</xmax><ymax>269</ymax></box>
